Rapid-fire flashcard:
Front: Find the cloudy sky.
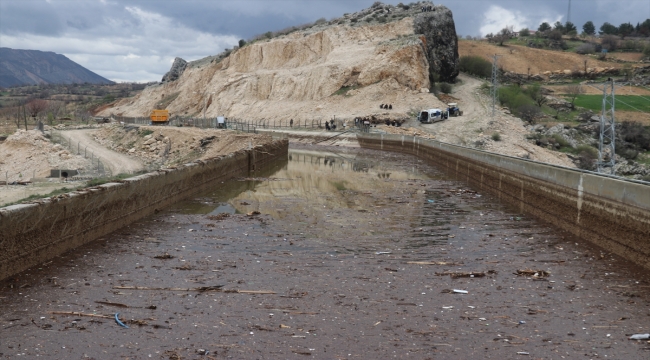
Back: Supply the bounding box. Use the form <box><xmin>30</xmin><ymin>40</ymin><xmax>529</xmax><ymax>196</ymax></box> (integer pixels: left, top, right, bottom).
<box><xmin>1</xmin><ymin>0</ymin><xmax>649</xmax><ymax>83</ymax></box>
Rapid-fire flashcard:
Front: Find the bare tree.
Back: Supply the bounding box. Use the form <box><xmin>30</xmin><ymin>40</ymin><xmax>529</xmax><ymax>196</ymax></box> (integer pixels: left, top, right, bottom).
<box><xmin>75</xmin><ymin>108</ymin><xmax>91</xmax><ymax>124</ymax></box>
<box><xmin>526</xmin><ymin>84</ymin><xmax>548</xmax><ymax>107</ymax></box>
<box><xmin>9</xmin><ymin>101</ymin><xmax>24</xmax><ymax>128</ymax></box>
<box><xmin>565</xmin><ymin>84</ymin><xmax>585</xmax><ymax>108</ymax></box>
<box><xmin>26</xmin><ymin>99</ymin><xmax>48</xmax><ymax>118</ymax></box>
<box><xmin>493</xmin><ymin>26</ymin><xmax>514</xmax><ymax>46</ymax></box>
<box><xmin>47</xmin><ymin>100</ymin><xmax>64</xmax><ymax>125</ymax></box>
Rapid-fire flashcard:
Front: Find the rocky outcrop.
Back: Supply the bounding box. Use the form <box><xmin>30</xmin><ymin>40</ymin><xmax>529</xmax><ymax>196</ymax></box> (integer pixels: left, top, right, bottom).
<box><xmin>161</xmin><ymin>57</ymin><xmax>187</xmax><ymax>83</ymax></box>
<box><xmin>100</xmin><ymin>2</ymin><xmax>461</xmax><ymax>123</ymax></box>
<box><xmin>413</xmin><ymin>4</ymin><xmax>459</xmax><ymax>82</ymax></box>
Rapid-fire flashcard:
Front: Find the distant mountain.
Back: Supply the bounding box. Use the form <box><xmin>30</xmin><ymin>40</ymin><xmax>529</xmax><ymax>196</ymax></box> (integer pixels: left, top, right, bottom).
<box><xmin>0</xmin><ymin>47</ymin><xmax>113</xmax><ymax>87</ymax></box>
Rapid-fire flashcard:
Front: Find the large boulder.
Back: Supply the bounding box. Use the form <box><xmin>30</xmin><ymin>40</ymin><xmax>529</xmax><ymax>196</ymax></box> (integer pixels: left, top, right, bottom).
<box><xmin>161</xmin><ymin>57</ymin><xmax>187</xmax><ymax>83</ymax></box>
<box><xmin>413</xmin><ymin>4</ymin><xmax>459</xmax><ymax>82</ymax></box>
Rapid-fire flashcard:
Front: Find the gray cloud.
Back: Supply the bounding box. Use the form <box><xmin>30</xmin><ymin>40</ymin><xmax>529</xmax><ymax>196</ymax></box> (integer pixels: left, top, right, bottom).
<box><xmin>1</xmin><ymin>0</ymin><xmax>649</xmax><ymax>82</ymax></box>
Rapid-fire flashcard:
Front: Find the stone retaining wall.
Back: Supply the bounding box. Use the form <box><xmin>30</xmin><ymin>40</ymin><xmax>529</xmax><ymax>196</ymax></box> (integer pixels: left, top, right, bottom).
<box><xmin>358</xmin><ymin>133</ymin><xmax>650</xmax><ymax>270</ymax></box>
<box><xmin>0</xmin><ymin>139</ymin><xmax>289</xmax><ymax>280</ymax></box>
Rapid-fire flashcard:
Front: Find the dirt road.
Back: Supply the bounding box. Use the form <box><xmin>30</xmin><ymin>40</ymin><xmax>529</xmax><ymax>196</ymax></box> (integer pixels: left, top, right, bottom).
<box><xmin>57</xmin><ymin>129</ymin><xmax>145</xmax><ymax>175</ymax></box>
<box><xmin>414</xmin><ymin>74</ymin><xmax>576</xmax><ymax>167</ymax></box>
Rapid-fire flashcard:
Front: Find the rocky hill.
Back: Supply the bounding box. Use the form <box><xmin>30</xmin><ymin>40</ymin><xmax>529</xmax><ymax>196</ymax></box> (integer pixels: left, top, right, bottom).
<box><xmin>0</xmin><ymin>48</ymin><xmax>113</xmax><ymax>87</ymax></box>
<box><xmin>99</xmin><ymin>1</ymin><xmax>458</xmax><ymax>124</ymax></box>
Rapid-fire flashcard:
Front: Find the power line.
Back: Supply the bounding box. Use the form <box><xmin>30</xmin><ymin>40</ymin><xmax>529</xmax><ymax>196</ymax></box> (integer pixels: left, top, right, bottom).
<box><xmin>614</xmin><ymin>97</ymin><xmax>650</xmax><ymax>115</ymax></box>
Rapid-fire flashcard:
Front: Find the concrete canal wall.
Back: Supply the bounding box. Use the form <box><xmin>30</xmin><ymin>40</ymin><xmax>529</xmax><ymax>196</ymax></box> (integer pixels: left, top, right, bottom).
<box><xmin>358</xmin><ymin>133</ymin><xmax>650</xmax><ymax>270</ymax></box>
<box><xmin>0</xmin><ymin>139</ymin><xmax>288</xmax><ymax>280</ymax></box>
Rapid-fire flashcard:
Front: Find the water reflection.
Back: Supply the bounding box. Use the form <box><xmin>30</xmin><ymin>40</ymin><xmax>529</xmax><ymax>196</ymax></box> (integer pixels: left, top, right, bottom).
<box><xmin>176</xmin><ymin>149</ymin><xmax>429</xmax><ymax>218</ymax></box>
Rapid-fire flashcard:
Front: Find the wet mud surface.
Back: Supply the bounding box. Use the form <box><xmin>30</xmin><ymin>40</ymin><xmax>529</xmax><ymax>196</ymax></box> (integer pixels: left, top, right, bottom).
<box><xmin>1</xmin><ymin>145</ymin><xmax>649</xmax><ymax>359</ymax></box>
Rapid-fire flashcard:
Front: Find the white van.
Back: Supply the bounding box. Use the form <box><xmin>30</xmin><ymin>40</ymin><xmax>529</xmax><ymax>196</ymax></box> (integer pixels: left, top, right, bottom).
<box><xmin>418</xmin><ymin>109</ymin><xmax>446</xmax><ymax>123</ymax></box>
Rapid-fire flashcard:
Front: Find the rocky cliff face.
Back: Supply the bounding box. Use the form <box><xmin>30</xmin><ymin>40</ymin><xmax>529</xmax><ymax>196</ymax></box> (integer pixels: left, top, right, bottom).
<box><xmin>413</xmin><ymin>5</ymin><xmax>460</xmax><ymax>82</ymax></box>
<box><xmin>161</xmin><ymin>57</ymin><xmax>187</xmax><ymax>83</ymax></box>
<box><xmin>100</xmin><ymin>2</ymin><xmax>458</xmax><ymax>123</ymax></box>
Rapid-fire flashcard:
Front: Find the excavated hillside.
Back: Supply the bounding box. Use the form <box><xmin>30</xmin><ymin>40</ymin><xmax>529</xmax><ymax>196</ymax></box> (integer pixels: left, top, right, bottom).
<box><xmin>99</xmin><ymin>2</ymin><xmax>457</xmax><ymax>124</ymax></box>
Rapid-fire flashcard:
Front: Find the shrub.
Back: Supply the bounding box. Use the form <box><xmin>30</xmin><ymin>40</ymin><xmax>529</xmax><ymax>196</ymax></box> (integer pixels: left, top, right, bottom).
<box><xmin>576</xmin><ymin>43</ymin><xmax>595</xmax><ymax>54</ymax></box>
<box><xmin>519</xmin><ymin>28</ymin><xmax>530</xmax><ymax>37</ymax></box>
<box><xmin>491</xmin><ymin>132</ymin><xmax>501</xmax><ymax>141</ymax></box>
<box><xmin>619</xmin><ymin>121</ymin><xmax>650</xmax><ymax>150</ymax></box>
<box><xmin>499</xmin><ymin>85</ymin><xmax>535</xmax><ymax>112</ymax></box>
<box><xmin>551</xmin><ymin>134</ymin><xmax>571</xmax><ymax>149</ymax></box>
<box><xmin>601</xmin><ymin>35</ymin><xmax>619</xmax><ymax>51</ymax></box>
<box><xmin>439</xmin><ymin>82</ymin><xmax>452</xmax><ymax>94</ymax></box>
<box><xmin>576</xmin><ymin>145</ymin><xmax>598</xmax><ymax>170</ymax></box>
<box><xmin>643</xmin><ymin>45</ymin><xmax>650</xmax><ymax>58</ymax></box>
<box><xmin>518</xmin><ymin>104</ymin><xmax>542</xmax><ymax>124</ymax></box>
<box><xmin>548</xmin><ymin>30</ymin><xmax>563</xmax><ymax>41</ymax></box>
<box><xmin>458</xmin><ymin>55</ymin><xmax>492</xmax><ymax>78</ymax></box>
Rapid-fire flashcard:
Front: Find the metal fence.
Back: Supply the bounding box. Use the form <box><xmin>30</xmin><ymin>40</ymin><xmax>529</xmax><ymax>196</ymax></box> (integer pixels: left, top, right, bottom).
<box><xmin>50</xmin><ymin>131</ymin><xmax>110</xmax><ymax>178</ymax></box>
<box><xmin>110</xmin><ymin>115</ymin><xmax>376</xmax><ymax>134</ymax></box>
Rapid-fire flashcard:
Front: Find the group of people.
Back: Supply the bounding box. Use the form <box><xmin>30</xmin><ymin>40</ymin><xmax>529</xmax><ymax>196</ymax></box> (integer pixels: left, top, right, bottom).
<box><xmin>325</xmin><ymin>119</ymin><xmax>337</xmax><ymax>131</ymax></box>
<box><xmin>384</xmin><ymin>119</ymin><xmax>402</xmax><ymax>127</ymax></box>
<box><xmin>379</xmin><ymin>104</ymin><xmax>393</xmax><ymax>110</ymax></box>
<box><xmin>421</xmin><ymin>5</ymin><xmax>434</xmax><ymax>12</ymax></box>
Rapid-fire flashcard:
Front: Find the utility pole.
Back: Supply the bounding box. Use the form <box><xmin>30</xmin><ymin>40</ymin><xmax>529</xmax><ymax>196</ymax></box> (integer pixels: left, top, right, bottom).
<box><xmin>596</xmin><ymin>79</ymin><xmax>617</xmax><ymax>175</ymax></box>
<box><xmin>490</xmin><ymin>54</ymin><xmax>501</xmax><ymax>117</ymax></box>
<box><xmin>567</xmin><ymin>0</ymin><xmax>572</xmax><ymax>24</ymax></box>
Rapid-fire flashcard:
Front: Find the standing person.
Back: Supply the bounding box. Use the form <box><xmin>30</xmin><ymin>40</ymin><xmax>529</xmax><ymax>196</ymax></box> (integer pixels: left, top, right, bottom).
<box><xmin>325</xmin><ymin>122</ymin><xmax>331</xmax><ymax>131</ymax></box>
<box><xmin>290</xmin><ymin>119</ymin><xmax>294</xmax><ymax>127</ymax></box>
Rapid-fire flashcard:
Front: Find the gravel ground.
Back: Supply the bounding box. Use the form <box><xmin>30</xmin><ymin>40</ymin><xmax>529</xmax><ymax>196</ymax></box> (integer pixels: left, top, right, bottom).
<box><xmin>1</xmin><ymin>146</ymin><xmax>648</xmax><ymax>359</ymax></box>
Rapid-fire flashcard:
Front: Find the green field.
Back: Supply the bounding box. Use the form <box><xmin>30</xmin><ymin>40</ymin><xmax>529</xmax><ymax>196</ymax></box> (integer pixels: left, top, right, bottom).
<box><xmin>573</xmin><ymin>95</ymin><xmax>650</xmax><ymax>112</ymax></box>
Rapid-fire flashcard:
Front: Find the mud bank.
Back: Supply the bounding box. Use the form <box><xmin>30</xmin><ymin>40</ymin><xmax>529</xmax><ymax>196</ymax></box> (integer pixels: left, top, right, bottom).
<box><xmin>0</xmin><ymin>139</ymin><xmax>289</xmax><ymax>281</ymax></box>
<box><xmin>358</xmin><ymin>133</ymin><xmax>650</xmax><ymax>270</ymax></box>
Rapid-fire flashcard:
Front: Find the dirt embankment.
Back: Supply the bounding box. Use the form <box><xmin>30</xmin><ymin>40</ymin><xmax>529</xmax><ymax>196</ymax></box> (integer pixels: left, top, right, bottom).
<box><xmin>459</xmin><ymin>40</ymin><xmax>625</xmax><ymax>76</ymax></box>
<box><xmin>416</xmin><ymin>74</ymin><xmax>575</xmax><ymax>167</ymax></box>
<box><xmin>91</xmin><ymin>125</ymin><xmax>277</xmax><ymax>168</ymax></box>
<box><xmin>0</xmin><ymin>129</ymin><xmax>90</xmax><ymax>182</ymax></box>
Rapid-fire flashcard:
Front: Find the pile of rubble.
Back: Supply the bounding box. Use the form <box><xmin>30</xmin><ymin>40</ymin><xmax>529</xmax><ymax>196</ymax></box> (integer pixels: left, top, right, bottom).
<box><xmin>0</xmin><ymin>129</ymin><xmax>89</xmax><ymax>182</ymax></box>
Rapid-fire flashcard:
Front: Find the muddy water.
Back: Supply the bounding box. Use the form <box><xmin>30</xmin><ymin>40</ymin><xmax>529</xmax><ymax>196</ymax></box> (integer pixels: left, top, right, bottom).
<box><xmin>1</xmin><ymin>146</ymin><xmax>649</xmax><ymax>359</ymax></box>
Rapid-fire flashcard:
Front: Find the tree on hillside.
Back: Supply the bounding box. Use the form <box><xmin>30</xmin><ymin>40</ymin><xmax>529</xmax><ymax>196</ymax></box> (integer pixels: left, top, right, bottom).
<box><xmin>26</xmin><ymin>99</ymin><xmax>47</xmax><ymax>120</ymax></box>
<box><xmin>618</xmin><ymin>22</ymin><xmax>635</xmax><ymax>39</ymax></box>
<box><xmin>600</xmin><ymin>22</ymin><xmax>618</xmax><ymax>35</ymax></box>
<box><xmin>548</xmin><ymin>30</ymin><xmax>563</xmax><ymax>41</ymax></box>
<box><xmin>553</xmin><ymin>21</ymin><xmax>565</xmax><ymax>34</ymax></box>
<box><xmin>519</xmin><ymin>28</ymin><xmax>530</xmax><ymax>37</ymax></box>
<box><xmin>46</xmin><ymin>101</ymin><xmax>64</xmax><ymax>126</ymax></box>
<box><xmin>10</xmin><ymin>101</ymin><xmax>25</xmax><ymax>129</ymax></box>
<box><xmin>519</xmin><ymin>104</ymin><xmax>542</xmax><ymax>124</ymax></box>
<box><xmin>538</xmin><ymin>22</ymin><xmax>551</xmax><ymax>32</ymax></box>
<box><xmin>492</xmin><ymin>26</ymin><xmax>514</xmax><ymax>46</ymax></box>
<box><xmin>564</xmin><ymin>21</ymin><xmax>577</xmax><ymax>35</ymax></box>
<box><xmin>639</xmin><ymin>19</ymin><xmax>650</xmax><ymax>37</ymax></box>
<box><xmin>583</xmin><ymin>21</ymin><xmax>596</xmax><ymax>36</ymax></box>
<box><xmin>565</xmin><ymin>84</ymin><xmax>585</xmax><ymax>109</ymax></box>
<box><xmin>525</xmin><ymin>84</ymin><xmax>547</xmax><ymax>108</ymax></box>
<box><xmin>601</xmin><ymin>35</ymin><xmax>619</xmax><ymax>51</ymax></box>
<box><xmin>563</xmin><ymin>21</ymin><xmax>576</xmax><ymax>34</ymax></box>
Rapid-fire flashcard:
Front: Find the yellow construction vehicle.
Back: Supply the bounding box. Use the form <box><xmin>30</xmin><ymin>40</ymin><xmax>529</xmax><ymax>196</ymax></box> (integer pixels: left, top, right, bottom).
<box><xmin>150</xmin><ymin>109</ymin><xmax>169</xmax><ymax>125</ymax></box>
